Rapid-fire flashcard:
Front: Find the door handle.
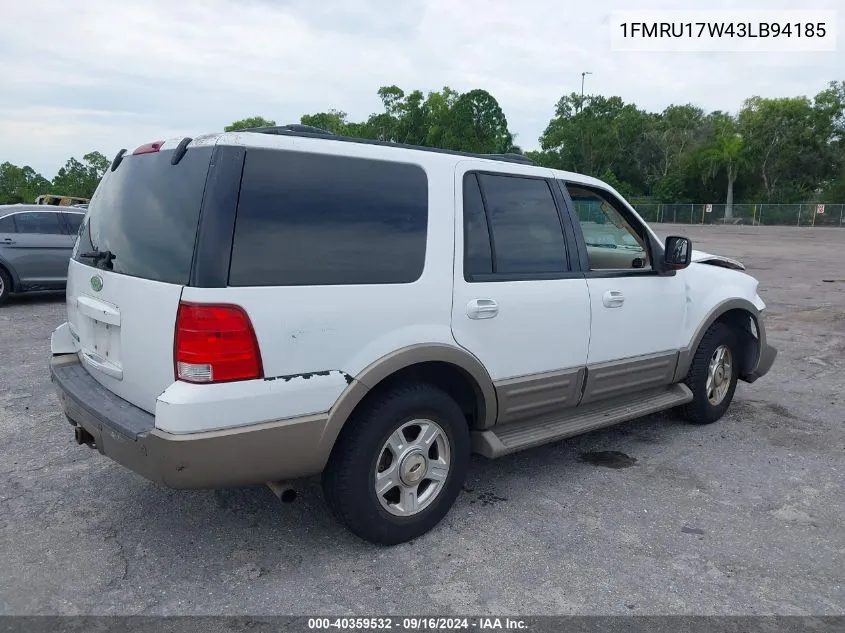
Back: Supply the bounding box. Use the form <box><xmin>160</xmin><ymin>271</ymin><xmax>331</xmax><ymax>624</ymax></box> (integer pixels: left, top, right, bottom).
<box><xmin>467</xmin><ymin>298</ymin><xmax>498</xmax><ymax>320</ymax></box>
<box><xmin>1</xmin><ymin>239</ymin><xmax>16</xmax><ymax>245</ymax></box>
<box><xmin>602</xmin><ymin>290</ymin><xmax>625</xmax><ymax>308</ymax></box>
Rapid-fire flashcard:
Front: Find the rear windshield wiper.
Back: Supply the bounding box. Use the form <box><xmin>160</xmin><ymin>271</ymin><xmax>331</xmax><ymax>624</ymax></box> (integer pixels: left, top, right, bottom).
<box><xmin>78</xmin><ymin>249</ymin><xmax>116</xmax><ymax>267</ymax></box>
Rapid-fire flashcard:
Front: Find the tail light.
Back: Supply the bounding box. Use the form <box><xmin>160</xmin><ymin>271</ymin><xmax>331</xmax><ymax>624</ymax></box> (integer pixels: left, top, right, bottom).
<box><xmin>175</xmin><ymin>302</ymin><xmax>263</xmax><ymax>384</ymax></box>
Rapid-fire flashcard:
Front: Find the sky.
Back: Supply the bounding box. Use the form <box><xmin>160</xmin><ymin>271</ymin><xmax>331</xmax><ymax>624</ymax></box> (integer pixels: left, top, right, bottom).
<box><xmin>0</xmin><ymin>0</ymin><xmax>841</xmax><ymax>178</ymax></box>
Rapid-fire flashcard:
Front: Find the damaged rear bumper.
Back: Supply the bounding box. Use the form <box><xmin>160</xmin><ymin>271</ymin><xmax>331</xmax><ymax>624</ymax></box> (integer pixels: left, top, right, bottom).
<box><xmin>49</xmin><ymin>354</ymin><xmax>332</xmax><ymax>489</ymax></box>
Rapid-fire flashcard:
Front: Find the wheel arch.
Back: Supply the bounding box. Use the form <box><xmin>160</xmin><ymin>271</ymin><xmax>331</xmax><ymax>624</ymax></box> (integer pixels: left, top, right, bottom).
<box><xmin>0</xmin><ymin>257</ymin><xmax>19</xmax><ymax>293</ymax></box>
<box><xmin>675</xmin><ymin>298</ymin><xmax>765</xmax><ymax>383</ymax></box>
<box><xmin>315</xmin><ymin>344</ymin><xmax>497</xmax><ymax>466</ymax></box>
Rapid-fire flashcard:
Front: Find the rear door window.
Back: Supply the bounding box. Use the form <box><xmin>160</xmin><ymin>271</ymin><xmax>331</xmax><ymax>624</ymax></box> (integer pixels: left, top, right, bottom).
<box><xmin>463</xmin><ymin>173</ymin><xmax>493</xmax><ymax>278</ymax></box>
<box><xmin>73</xmin><ymin>147</ymin><xmax>213</xmax><ymax>284</ymax></box>
<box><xmin>63</xmin><ymin>212</ymin><xmax>84</xmax><ymax>236</ymax></box>
<box><xmin>229</xmin><ymin>149</ymin><xmax>428</xmax><ymax>286</ymax></box>
<box><xmin>476</xmin><ymin>173</ymin><xmax>568</xmax><ymax>275</ymax></box>
<box><xmin>14</xmin><ymin>212</ymin><xmax>65</xmax><ymax>235</ymax></box>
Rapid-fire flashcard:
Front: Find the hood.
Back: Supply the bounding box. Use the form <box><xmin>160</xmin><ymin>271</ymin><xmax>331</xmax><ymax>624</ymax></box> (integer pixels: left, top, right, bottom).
<box><xmin>690</xmin><ymin>249</ymin><xmax>746</xmax><ymax>271</ymax></box>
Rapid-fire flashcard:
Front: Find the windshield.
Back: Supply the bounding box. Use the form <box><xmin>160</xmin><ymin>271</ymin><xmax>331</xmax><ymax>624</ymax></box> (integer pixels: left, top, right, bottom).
<box><xmin>72</xmin><ymin>146</ymin><xmax>213</xmax><ymax>284</ymax></box>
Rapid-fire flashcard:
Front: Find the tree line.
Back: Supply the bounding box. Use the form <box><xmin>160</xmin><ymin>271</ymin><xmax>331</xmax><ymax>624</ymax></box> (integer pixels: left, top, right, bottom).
<box><xmin>3</xmin><ymin>82</ymin><xmax>844</xmax><ymax>217</ymax></box>
<box><xmin>0</xmin><ymin>152</ymin><xmax>109</xmax><ymax>206</ymax></box>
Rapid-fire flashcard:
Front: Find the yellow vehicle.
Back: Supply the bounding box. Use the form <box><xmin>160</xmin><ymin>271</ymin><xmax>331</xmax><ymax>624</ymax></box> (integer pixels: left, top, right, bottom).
<box><xmin>35</xmin><ymin>194</ymin><xmax>90</xmax><ymax>207</ymax></box>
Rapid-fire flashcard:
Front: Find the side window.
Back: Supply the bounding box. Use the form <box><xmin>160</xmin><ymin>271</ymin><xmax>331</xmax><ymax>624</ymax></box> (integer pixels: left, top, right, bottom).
<box><xmin>229</xmin><ymin>150</ymin><xmax>428</xmax><ymax>286</ymax></box>
<box><xmin>463</xmin><ymin>173</ymin><xmax>492</xmax><ymax>278</ymax></box>
<box><xmin>0</xmin><ymin>215</ymin><xmax>16</xmax><ymax>233</ymax></box>
<box><xmin>63</xmin><ymin>213</ymin><xmax>84</xmax><ymax>235</ymax></box>
<box><xmin>13</xmin><ymin>212</ymin><xmax>65</xmax><ymax>235</ymax></box>
<box><xmin>565</xmin><ymin>185</ymin><xmax>651</xmax><ymax>271</ymax></box>
<box><xmin>476</xmin><ymin>173</ymin><xmax>568</xmax><ymax>275</ymax></box>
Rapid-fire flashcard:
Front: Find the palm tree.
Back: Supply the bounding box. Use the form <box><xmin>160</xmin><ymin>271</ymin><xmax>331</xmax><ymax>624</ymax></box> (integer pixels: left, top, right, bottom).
<box><xmin>700</xmin><ymin>124</ymin><xmax>746</xmax><ymax>219</ymax></box>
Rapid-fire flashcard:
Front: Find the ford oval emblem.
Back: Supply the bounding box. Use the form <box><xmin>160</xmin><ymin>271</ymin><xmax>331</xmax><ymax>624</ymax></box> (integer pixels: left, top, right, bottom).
<box><xmin>90</xmin><ymin>275</ymin><xmax>103</xmax><ymax>292</ymax></box>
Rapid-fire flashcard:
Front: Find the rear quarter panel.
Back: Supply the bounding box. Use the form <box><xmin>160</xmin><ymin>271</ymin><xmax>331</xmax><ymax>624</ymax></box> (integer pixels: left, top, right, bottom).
<box><xmin>179</xmin><ymin>142</ymin><xmax>458</xmax><ymax>419</ymax></box>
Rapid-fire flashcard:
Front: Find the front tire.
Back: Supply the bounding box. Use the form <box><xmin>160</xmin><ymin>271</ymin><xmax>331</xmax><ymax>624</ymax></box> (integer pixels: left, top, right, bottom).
<box><xmin>681</xmin><ymin>322</ymin><xmax>740</xmax><ymax>425</ymax></box>
<box><xmin>322</xmin><ymin>383</ymin><xmax>470</xmax><ymax>545</ymax></box>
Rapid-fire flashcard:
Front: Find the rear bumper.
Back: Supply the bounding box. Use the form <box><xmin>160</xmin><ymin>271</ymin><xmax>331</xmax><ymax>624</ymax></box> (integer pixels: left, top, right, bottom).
<box><xmin>50</xmin><ymin>354</ymin><xmax>331</xmax><ymax>489</ymax></box>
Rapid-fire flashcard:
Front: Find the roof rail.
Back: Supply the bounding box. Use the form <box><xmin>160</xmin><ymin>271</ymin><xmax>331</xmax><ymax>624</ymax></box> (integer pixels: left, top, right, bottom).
<box><xmin>234</xmin><ymin>124</ymin><xmax>536</xmax><ymax>166</ymax></box>
<box><xmin>243</xmin><ymin>124</ymin><xmax>336</xmax><ymax>135</ymax></box>
<box><xmin>480</xmin><ymin>153</ymin><xmax>534</xmax><ymax>165</ymax></box>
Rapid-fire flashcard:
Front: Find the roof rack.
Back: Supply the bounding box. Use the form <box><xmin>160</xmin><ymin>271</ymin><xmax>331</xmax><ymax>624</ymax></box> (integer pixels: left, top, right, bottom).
<box><xmin>236</xmin><ymin>124</ymin><xmax>536</xmax><ymax>166</ymax></box>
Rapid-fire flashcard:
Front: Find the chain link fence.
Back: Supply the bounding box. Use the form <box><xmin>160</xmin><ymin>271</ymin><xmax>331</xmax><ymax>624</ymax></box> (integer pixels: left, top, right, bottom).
<box><xmin>631</xmin><ymin>203</ymin><xmax>845</xmax><ymax>227</ymax></box>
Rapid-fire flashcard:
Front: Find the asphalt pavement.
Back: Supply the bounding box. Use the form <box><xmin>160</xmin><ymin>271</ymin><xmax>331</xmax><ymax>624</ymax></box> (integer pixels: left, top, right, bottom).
<box><xmin>1</xmin><ymin>224</ymin><xmax>843</xmax><ymax>615</ymax></box>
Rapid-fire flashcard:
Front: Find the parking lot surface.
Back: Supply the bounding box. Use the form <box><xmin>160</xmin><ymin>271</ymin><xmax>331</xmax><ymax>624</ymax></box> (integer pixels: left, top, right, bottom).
<box><xmin>1</xmin><ymin>224</ymin><xmax>843</xmax><ymax>615</ymax></box>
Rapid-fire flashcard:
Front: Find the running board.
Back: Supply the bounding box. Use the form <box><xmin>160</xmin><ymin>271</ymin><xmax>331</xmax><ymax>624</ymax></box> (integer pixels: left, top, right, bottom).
<box><xmin>472</xmin><ymin>383</ymin><xmax>693</xmax><ymax>458</ymax></box>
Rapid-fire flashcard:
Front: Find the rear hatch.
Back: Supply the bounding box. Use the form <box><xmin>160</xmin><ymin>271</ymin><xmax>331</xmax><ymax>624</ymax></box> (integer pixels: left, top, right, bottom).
<box><xmin>66</xmin><ymin>141</ymin><xmax>215</xmax><ymax>413</ymax></box>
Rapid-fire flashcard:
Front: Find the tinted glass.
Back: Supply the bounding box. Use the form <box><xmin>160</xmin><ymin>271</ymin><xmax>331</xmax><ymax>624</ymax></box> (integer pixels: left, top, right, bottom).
<box><xmin>463</xmin><ymin>173</ymin><xmax>492</xmax><ymax>277</ymax></box>
<box><xmin>73</xmin><ymin>147</ymin><xmax>213</xmax><ymax>284</ymax></box>
<box><xmin>478</xmin><ymin>174</ymin><xmax>567</xmax><ymax>274</ymax></box>
<box><xmin>63</xmin><ymin>213</ymin><xmax>84</xmax><ymax>235</ymax></box>
<box><xmin>0</xmin><ymin>215</ymin><xmax>15</xmax><ymax>233</ymax></box>
<box><xmin>14</xmin><ymin>212</ymin><xmax>65</xmax><ymax>235</ymax></box>
<box><xmin>230</xmin><ymin>149</ymin><xmax>428</xmax><ymax>286</ymax></box>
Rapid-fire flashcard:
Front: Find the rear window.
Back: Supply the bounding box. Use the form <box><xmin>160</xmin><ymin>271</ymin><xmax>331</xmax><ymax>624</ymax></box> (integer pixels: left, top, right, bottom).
<box><xmin>73</xmin><ymin>147</ymin><xmax>213</xmax><ymax>284</ymax></box>
<box><xmin>64</xmin><ymin>212</ymin><xmax>84</xmax><ymax>235</ymax></box>
<box><xmin>229</xmin><ymin>149</ymin><xmax>428</xmax><ymax>286</ymax></box>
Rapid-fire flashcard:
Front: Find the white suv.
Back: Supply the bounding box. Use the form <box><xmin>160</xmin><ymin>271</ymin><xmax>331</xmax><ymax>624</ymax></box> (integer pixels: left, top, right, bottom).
<box><xmin>49</xmin><ymin>125</ymin><xmax>776</xmax><ymax>545</ymax></box>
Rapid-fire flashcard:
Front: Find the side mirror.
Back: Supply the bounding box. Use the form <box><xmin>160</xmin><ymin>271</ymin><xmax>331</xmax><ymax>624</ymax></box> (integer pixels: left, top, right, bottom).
<box><xmin>664</xmin><ymin>236</ymin><xmax>691</xmax><ymax>270</ymax></box>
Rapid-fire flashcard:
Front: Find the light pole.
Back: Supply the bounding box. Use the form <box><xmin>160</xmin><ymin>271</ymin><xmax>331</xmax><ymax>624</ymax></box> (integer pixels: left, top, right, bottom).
<box><xmin>579</xmin><ymin>71</ymin><xmax>592</xmax><ymax>113</ymax></box>
<box><xmin>581</xmin><ymin>71</ymin><xmax>592</xmax><ymax>100</ymax></box>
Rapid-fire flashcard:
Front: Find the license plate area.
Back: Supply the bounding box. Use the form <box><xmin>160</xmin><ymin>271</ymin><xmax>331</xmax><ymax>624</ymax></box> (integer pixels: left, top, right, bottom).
<box><xmin>76</xmin><ymin>295</ymin><xmax>123</xmax><ymax>379</ymax></box>
<box><xmin>89</xmin><ymin>321</ymin><xmax>118</xmax><ymax>363</ymax></box>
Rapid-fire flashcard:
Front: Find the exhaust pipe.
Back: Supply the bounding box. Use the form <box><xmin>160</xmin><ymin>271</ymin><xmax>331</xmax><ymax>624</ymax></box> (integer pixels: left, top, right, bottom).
<box><xmin>266</xmin><ymin>480</ymin><xmax>297</xmax><ymax>503</ymax></box>
<box><xmin>74</xmin><ymin>425</ymin><xmax>96</xmax><ymax>448</ymax></box>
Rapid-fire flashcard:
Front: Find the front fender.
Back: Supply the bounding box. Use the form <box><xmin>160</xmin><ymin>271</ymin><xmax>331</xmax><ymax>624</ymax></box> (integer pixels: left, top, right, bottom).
<box><xmin>675</xmin><ymin>264</ymin><xmax>774</xmax><ymax>382</ymax></box>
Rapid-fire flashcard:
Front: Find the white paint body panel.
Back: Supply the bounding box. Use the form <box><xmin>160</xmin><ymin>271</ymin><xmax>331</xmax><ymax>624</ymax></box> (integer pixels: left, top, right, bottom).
<box><xmin>585</xmin><ymin>274</ymin><xmax>687</xmax><ymax>364</ymax></box>
<box><xmin>51</xmin><ymin>130</ymin><xmax>768</xmax><ymax>436</ymax></box>
<box><xmin>449</xmin><ymin>161</ymin><xmax>591</xmax><ymax>380</ymax></box>
<box><xmin>155</xmin><ymin>372</ymin><xmax>349</xmax><ymax>434</ymax></box>
<box><xmin>178</xmin><ymin>133</ymin><xmax>459</xmax><ymax>386</ymax></box>
<box><xmin>64</xmin><ymin>258</ymin><xmax>183</xmax><ymax>414</ymax></box>
<box><xmin>677</xmin><ymin>263</ymin><xmax>762</xmax><ymax>348</ymax></box>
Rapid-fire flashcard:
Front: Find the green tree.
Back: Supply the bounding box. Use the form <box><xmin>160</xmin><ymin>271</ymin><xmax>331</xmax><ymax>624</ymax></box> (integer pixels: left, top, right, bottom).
<box><xmin>422</xmin><ymin>87</ymin><xmax>461</xmax><ymax>148</ymax></box>
<box><xmin>0</xmin><ymin>163</ymin><xmax>51</xmax><ymax>204</ymax></box>
<box><xmin>50</xmin><ymin>151</ymin><xmax>110</xmax><ymax>199</ymax></box>
<box><xmin>300</xmin><ymin>110</ymin><xmax>351</xmax><ymax>135</ymax></box>
<box><xmin>224</xmin><ymin>116</ymin><xmax>276</xmax><ymax>132</ymax></box>
<box><xmin>698</xmin><ymin>115</ymin><xmax>746</xmax><ymax>218</ymax></box>
<box><xmin>540</xmin><ymin>94</ymin><xmax>655</xmax><ymax>194</ymax></box>
<box><xmin>737</xmin><ymin>96</ymin><xmax>839</xmax><ymax>202</ymax></box>
<box><xmin>440</xmin><ymin>89</ymin><xmax>514</xmax><ymax>154</ymax></box>
<box><xmin>645</xmin><ymin>104</ymin><xmax>706</xmax><ymax>200</ymax></box>
<box><xmin>299</xmin><ymin>85</ymin><xmax>517</xmax><ymax>154</ymax></box>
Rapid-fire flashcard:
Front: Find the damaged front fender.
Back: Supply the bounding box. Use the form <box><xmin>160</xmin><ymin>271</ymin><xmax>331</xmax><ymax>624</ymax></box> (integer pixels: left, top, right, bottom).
<box><xmin>690</xmin><ymin>249</ymin><xmax>746</xmax><ymax>271</ymax></box>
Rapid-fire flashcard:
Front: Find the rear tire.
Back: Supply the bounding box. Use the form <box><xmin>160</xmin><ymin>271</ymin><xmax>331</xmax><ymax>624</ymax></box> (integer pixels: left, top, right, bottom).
<box><xmin>681</xmin><ymin>322</ymin><xmax>740</xmax><ymax>425</ymax></box>
<box><xmin>322</xmin><ymin>383</ymin><xmax>470</xmax><ymax>545</ymax></box>
<box><xmin>0</xmin><ymin>267</ymin><xmax>11</xmax><ymax>306</ymax></box>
